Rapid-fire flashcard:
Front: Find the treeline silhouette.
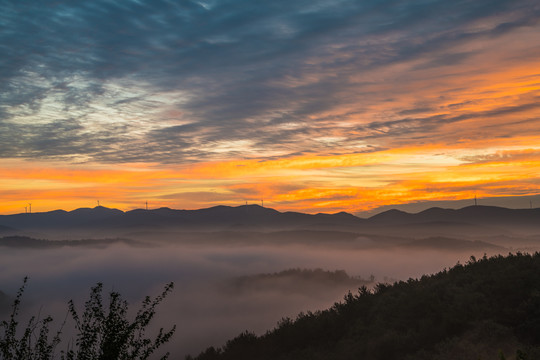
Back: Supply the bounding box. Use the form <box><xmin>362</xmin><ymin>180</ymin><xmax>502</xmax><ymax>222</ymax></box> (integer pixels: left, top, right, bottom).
<box><xmin>226</xmin><ymin>268</ymin><xmax>374</xmax><ymax>294</ymax></box>
<box><xmin>0</xmin><ymin>236</ymin><xmax>139</xmax><ymax>248</ymax></box>
<box><xmin>189</xmin><ymin>253</ymin><xmax>540</xmax><ymax>360</ymax></box>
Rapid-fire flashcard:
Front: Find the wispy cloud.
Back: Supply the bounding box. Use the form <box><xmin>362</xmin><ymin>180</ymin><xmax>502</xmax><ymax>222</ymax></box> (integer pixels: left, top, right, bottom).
<box><xmin>2</xmin><ymin>0</ymin><xmax>539</xmax><ymax>162</ymax></box>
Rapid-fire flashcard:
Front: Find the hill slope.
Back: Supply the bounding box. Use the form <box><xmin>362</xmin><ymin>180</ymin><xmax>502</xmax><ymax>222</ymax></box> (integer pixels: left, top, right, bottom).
<box><xmin>189</xmin><ymin>253</ymin><xmax>540</xmax><ymax>360</ymax></box>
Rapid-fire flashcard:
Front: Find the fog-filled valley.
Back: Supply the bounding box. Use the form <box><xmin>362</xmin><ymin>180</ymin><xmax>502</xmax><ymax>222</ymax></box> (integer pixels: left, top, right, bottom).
<box><xmin>1</xmin><ymin>205</ymin><xmax>540</xmax><ymax>358</ymax></box>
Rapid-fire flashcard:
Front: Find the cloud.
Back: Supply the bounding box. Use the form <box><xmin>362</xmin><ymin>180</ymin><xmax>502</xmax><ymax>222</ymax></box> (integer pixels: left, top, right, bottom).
<box><xmin>460</xmin><ymin>149</ymin><xmax>540</xmax><ymax>165</ymax></box>
<box><xmin>1</xmin><ymin>0</ymin><xmax>539</xmax><ymax>163</ymax></box>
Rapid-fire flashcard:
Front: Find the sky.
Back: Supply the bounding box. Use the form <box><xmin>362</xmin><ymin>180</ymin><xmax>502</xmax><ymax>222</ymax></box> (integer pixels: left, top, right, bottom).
<box><xmin>1</xmin><ymin>0</ymin><xmax>540</xmax><ymax>215</ymax></box>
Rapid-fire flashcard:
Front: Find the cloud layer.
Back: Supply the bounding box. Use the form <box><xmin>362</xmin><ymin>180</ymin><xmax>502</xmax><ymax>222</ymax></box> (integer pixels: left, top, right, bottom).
<box><xmin>2</xmin><ymin>0</ymin><xmax>539</xmax><ymax>162</ymax></box>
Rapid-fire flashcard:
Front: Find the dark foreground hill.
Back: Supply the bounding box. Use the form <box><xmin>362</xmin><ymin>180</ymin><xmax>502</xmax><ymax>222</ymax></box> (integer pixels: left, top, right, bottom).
<box><xmin>189</xmin><ymin>252</ymin><xmax>540</xmax><ymax>360</ymax></box>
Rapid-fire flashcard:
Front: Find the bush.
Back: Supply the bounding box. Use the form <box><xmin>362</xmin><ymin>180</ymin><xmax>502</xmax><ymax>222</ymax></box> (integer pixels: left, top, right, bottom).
<box><xmin>0</xmin><ymin>277</ymin><xmax>175</xmax><ymax>360</ymax></box>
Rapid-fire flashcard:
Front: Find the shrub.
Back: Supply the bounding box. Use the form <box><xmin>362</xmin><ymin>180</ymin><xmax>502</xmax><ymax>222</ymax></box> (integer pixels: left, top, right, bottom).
<box><xmin>0</xmin><ymin>278</ymin><xmax>175</xmax><ymax>360</ymax></box>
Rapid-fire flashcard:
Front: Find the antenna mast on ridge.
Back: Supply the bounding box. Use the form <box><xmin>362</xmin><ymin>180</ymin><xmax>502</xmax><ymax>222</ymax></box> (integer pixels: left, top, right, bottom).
<box><xmin>97</xmin><ymin>200</ymin><xmax>100</xmax><ymax>207</ymax></box>
<box><xmin>146</xmin><ymin>200</ymin><xmax>148</xmax><ymax>210</ymax></box>
<box><xmin>474</xmin><ymin>194</ymin><xmax>477</xmax><ymax>206</ymax></box>
<box><xmin>28</xmin><ymin>203</ymin><xmax>31</xmax><ymax>214</ymax></box>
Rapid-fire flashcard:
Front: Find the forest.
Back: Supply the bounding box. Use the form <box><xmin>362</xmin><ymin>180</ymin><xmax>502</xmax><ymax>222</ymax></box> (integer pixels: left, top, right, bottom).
<box><xmin>188</xmin><ymin>252</ymin><xmax>540</xmax><ymax>360</ymax></box>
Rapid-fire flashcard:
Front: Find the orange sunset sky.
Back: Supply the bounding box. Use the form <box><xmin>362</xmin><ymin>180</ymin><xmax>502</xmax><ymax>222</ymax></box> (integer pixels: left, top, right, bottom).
<box><xmin>1</xmin><ymin>0</ymin><xmax>540</xmax><ymax>215</ymax></box>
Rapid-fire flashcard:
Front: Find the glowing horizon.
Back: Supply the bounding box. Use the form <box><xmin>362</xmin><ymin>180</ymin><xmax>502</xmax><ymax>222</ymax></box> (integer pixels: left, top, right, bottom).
<box><xmin>2</xmin><ymin>1</ymin><xmax>540</xmax><ymax>215</ymax></box>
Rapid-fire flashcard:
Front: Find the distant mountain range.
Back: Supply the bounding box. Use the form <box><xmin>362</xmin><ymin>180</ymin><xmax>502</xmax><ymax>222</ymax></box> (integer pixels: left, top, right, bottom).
<box><xmin>0</xmin><ymin>205</ymin><xmax>360</xmax><ymax>233</ymax></box>
<box><xmin>369</xmin><ymin>206</ymin><xmax>540</xmax><ymax>227</ymax></box>
<box><xmin>0</xmin><ymin>205</ymin><xmax>539</xmax><ymax>234</ymax></box>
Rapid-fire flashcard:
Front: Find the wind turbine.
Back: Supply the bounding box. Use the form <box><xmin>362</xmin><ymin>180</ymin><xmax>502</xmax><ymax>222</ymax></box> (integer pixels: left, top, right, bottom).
<box><xmin>28</xmin><ymin>203</ymin><xmax>31</xmax><ymax>214</ymax></box>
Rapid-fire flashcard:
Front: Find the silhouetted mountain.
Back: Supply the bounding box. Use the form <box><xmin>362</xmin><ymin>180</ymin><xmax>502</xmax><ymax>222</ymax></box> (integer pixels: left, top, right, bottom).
<box><xmin>69</xmin><ymin>206</ymin><xmax>124</xmax><ymax>220</ymax></box>
<box><xmin>0</xmin><ymin>205</ymin><xmax>364</xmax><ymax>233</ymax></box>
<box><xmin>368</xmin><ymin>208</ymin><xmax>414</xmax><ymax>224</ymax></box>
<box><xmin>369</xmin><ymin>205</ymin><xmax>540</xmax><ymax>229</ymax></box>
<box><xmin>0</xmin><ymin>206</ymin><xmax>123</xmax><ymax>231</ymax></box>
<box><xmin>0</xmin><ymin>205</ymin><xmax>539</xmax><ymax>236</ymax></box>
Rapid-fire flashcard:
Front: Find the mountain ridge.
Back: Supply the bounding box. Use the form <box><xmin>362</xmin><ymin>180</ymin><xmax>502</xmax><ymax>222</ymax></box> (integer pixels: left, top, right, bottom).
<box><xmin>0</xmin><ymin>204</ymin><xmax>539</xmax><ymax>233</ymax></box>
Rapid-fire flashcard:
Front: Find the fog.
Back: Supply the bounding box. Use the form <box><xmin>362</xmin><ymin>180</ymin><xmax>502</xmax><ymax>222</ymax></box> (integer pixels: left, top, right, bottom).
<box><xmin>0</xmin><ymin>236</ymin><xmax>530</xmax><ymax>358</ymax></box>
